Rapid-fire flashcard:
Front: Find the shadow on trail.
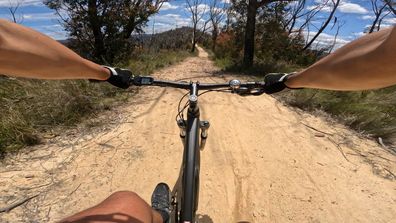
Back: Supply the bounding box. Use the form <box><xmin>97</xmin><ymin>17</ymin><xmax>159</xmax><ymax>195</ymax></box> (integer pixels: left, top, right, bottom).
<box><xmin>132</xmin><ymin>88</ymin><xmax>167</xmax><ymax>119</ymax></box>
<box><xmin>132</xmin><ymin>74</ymin><xmax>217</xmax><ymax>120</ymax></box>
<box><xmin>175</xmin><ymin>74</ymin><xmax>217</xmax><ymax>82</ymax></box>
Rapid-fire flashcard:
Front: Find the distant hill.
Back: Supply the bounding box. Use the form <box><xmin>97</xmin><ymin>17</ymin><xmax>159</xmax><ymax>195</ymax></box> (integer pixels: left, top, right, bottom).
<box><xmin>148</xmin><ymin>27</ymin><xmax>211</xmax><ymax>50</ymax></box>
<box><xmin>136</xmin><ymin>27</ymin><xmax>195</xmax><ymax>50</ymax></box>
<box><xmin>57</xmin><ymin>27</ymin><xmax>197</xmax><ymax>50</ymax></box>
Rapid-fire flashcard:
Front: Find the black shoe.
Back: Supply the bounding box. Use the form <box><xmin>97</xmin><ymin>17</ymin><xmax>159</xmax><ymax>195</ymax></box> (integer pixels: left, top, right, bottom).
<box><xmin>151</xmin><ymin>183</ymin><xmax>171</xmax><ymax>222</ymax></box>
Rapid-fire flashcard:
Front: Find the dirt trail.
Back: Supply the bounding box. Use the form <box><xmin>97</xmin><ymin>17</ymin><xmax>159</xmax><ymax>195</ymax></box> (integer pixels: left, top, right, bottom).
<box><xmin>1</xmin><ymin>47</ymin><xmax>395</xmax><ymax>223</ymax></box>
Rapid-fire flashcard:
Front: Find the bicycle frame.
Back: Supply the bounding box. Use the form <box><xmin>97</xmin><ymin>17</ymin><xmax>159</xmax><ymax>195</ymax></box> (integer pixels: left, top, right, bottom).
<box><xmin>130</xmin><ymin>76</ymin><xmax>265</xmax><ymax>223</ymax></box>
<box><xmin>172</xmin><ymin>83</ymin><xmax>203</xmax><ymax>223</ymax></box>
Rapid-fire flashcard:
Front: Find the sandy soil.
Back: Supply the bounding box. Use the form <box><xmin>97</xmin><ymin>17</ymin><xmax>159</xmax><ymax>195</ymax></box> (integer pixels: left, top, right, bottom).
<box><xmin>0</xmin><ymin>47</ymin><xmax>395</xmax><ymax>223</ymax></box>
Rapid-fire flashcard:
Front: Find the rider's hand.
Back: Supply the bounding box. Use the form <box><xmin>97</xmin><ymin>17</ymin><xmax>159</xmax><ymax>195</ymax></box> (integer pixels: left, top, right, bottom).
<box><xmin>103</xmin><ymin>66</ymin><xmax>132</xmax><ymax>89</ymax></box>
<box><xmin>263</xmin><ymin>73</ymin><xmax>296</xmax><ymax>94</ymax></box>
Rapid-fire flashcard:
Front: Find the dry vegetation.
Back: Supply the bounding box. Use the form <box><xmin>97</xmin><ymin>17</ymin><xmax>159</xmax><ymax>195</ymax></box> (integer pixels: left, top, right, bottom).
<box><xmin>202</xmin><ymin>1</ymin><xmax>396</xmax><ymax>148</ymax></box>
<box><xmin>0</xmin><ymin>78</ymin><xmax>130</xmax><ymax>153</ymax></box>
<box><xmin>276</xmin><ymin>87</ymin><xmax>396</xmax><ymax>146</ymax></box>
<box><xmin>0</xmin><ymin>31</ymin><xmax>195</xmax><ymax>155</ymax></box>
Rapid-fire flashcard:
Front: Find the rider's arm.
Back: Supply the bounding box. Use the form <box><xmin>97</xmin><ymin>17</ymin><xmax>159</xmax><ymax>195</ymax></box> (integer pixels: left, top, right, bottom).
<box><xmin>0</xmin><ymin>19</ymin><xmax>110</xmax><ymax>80</ymax></box>
<box><xmin>286</xmin><ymin>26</ymin><xmax>396</xmax><ymax>91</ymax></box>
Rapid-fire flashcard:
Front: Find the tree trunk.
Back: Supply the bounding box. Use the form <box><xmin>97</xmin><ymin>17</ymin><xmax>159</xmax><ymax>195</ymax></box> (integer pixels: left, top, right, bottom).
<box><xmin>191</xmin><ymin>25</ymin><xmax>197</xmax><ymax>52</ymax></box>
<box><xmin>369</xmin><ymin>14</ymin><xmax>381</xmax><ymax>33</ymax></box>
<box><xmin>212</xmin><ymin>25</ymin><xmax>218</xmax><ymax>52</ymax></box>
<box><xmin>88</xmin><ymin>0</ymin><xmax>105</xmax><ymax>62</ymax></box>
<box><xmin>123</xmin><ymin>18</ymin><xmax>136</xmax><ymax>39</ymax></box>
<box><xmin>243</xmin><ymin>0</ymin><xmax>257</xmax><ymax>68</ymax></box>
<box><xmin>191</xmin><ymin>40</ymin><xmax>196</xmax><ymax>52</ymax></box>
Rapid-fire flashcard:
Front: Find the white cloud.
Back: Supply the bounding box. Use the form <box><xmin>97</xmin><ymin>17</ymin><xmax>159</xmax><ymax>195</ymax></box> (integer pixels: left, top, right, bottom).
<box><xmin>383</xmin><ymin>18</ymin><xmax>396</xmax><ymax>24</ymax></box>
<box><xmin>361</xmin><ymin>15</ymin><xmax>375</xmax><ymax>20</ymax></box>
<box><xmin>146</xmin><ymin>13</ymin><xmax>191</xmax><ymax>33</ymax></box>
<box><xmin>351</xmin><ymin>31</ymin><xmax>365</xmax><ymax>38</ymax></box>
<box><xmin>33</xmin><ymin>24</ymin><xmax>67</xmax><ymax>40</ymax></box>
<box><xmin>157</xmin><ymin>14</ymin><xmax>190</xmax><ymax>26</ymax></box>
<box><xmin>160</xmin><ymin>13</ymin><xmax>181</xmax><ymax>19</ymax></box>
<box><xmin>339</xmin><ymin>2</ymin><xmax>368</xmax><ymax>14</ymax></box>
<box><xmin>362</xmin><ymin>17</ymin><xmax>396</xmax><ymax>32</ymax></box>
<box><xmin>0</xmin><ymin>0</ymin><xmax>43</xmax><ymax>7</ymax></box>
<box><xmin>303</xmin><ymin>30</ymin><xmax>351</xmax><ymax>50</ymax></box>
<box><xmin>196</xmin><ymin>3</ymin><xmax>209</xmax><ymax>14</ymax></box>
<box><xmin>22</xmin><ymin>12</ymin><xmax>59</xmax><ymax>21</ymax></box>
<box><xmin>160</xmin><ymin>2</ymin><xmax>179</xmax><ymax>10</ymax></box>
<box><xmin>380</xmin><ymin>24</ymin><xmax>393</xmax><ymax>29</ymax></box>
<box><xmin>184</xmin><ymin>3</ymin><xmax>209</xmax><ymax>13</ymax></box>
<box><xmin>310</xmin><ymin>0</ymin><xmax>368</xmax><ymax>14</ymax></box>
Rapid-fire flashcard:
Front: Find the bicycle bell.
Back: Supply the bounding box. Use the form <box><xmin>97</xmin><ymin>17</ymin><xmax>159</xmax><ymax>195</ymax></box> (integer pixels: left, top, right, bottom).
<box><xmin>229</xmin><ymin>79</ymin><xmax>241</xmax><ymax>90</ymax></box>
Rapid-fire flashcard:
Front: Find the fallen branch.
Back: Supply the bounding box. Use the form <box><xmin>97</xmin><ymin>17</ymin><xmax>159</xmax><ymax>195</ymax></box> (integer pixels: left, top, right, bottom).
<box><xmin>383</xmin><ymin>168</ymin><xmax>396</xmax><ymax>179</ymax></box>
<box><xmin>69</xmin><ymin>183</ymin><xmax>82</xmax><ymax>196</ymax></box>
<box><xmin>328</xmin><ymin>137</ymin><xmax>351</xmax><ymax>163</ymax></box>
<box><xmin>0</xmin><ymin>194</ymin><xmax>39</xmax><ymax>213</ymax></box>
<box><xmin>301</xmin><ymin>123</ymin><xmax>334</xmax><ymax>136</ymax></box>
<box><xmin>367</xmin><ymin>151</ymin><xmax>396</xmax><ymax>163</ymax></box>
<box><xmin>18</xmin><ymin>182</ymin><xmax>53</xmax><ymax>191</ymax></box>
<box><xmin>346</xmin><ymin>152</ymin><xmax>366</xmax><ymax>157</ymax></box>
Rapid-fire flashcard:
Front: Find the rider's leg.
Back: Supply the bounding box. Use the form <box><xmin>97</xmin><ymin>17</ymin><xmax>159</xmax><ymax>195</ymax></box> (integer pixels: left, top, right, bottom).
<box><xmin>60</xmin><ymin>191</ymin><xmax>164</xmax><ymax>223</ymax></box>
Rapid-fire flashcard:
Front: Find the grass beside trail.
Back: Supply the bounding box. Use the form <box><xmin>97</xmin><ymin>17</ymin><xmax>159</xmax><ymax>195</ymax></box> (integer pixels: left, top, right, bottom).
<box><xmin>206</xmin><ymin>49</ymin><xmax>396</xmax><ymax>146</ymax></box>
<box><xmin>277</xmin><ymin>87</ymin><xmax>396</xmax><ymax>145</ymax></box>
<box><xmin>206</xmin><ymin>49</ymin><xmax>299</xmax><ymax>76</ymax></box>
<box><xmin>0</xmin><ymin>49</ymin><xmax>195</xmax><ymax>156</ymax></box>
<box><xmin>129</xmin><ymin>49</ymin><xmax>196</xmax><ymax>75</ymax></box>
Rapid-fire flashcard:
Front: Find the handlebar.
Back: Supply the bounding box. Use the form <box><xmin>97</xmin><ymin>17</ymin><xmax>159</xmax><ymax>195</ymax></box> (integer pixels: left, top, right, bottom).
<box><xmin>130</xmin><ymin>76</ymin><xmax>266</xmax><ymax>95</ymax></box>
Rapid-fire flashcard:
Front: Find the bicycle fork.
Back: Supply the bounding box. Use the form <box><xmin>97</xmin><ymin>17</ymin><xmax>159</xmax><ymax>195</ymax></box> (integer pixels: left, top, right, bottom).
<box><xmin>177</xmin><ymin>119</ymin><xmax>210</xmax><ymax>150</ymax></box>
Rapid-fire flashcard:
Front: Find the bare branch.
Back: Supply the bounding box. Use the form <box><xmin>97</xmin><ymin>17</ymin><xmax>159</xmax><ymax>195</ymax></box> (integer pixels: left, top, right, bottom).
<box><xmin>378</xmin><ymin>10</ymin><xmax>392</xmax><ymax>31</ymax></box>
<box><xmin>368</xmin><ymin>0</ymin><xmax>389</xmax><ymax>33</ymax></box>
<box><xmin>303</xmin><ymin>0</ymin><xmax>341</xmax><ymax>51</ymax></box>
<box><xmin>7</xmin><ymin>0</ymin><xmax>24</xmax><ymax>24</ymax></box>
<box><xmin>0</xmin><ymin>194</ymin><xmax>39</xmax><ymax>213</ymax></box>
<box><xmin>384</xmin><ymin>0</ymin><xmax>396</xmax><ymax>15</ymax></box>
<box><xmin>286</xmin><ymin>0</ymin><xmax>331</xmax><ymax>50</ymax></box>
<box><xmin>284</xmin><ymin>0</ymin><xmax>307</xmax><ymax>33</ymax></box>
<box><xmin>186</xmin><ymin>0</ymin><xmax>210</xmax><ymax>52</ymax></box>
<box><xmin>209</xmin><ymin>0</ymin><xmax>227</xmax><ymax>51</ymax></box>
<box><xmin>328</xmin><ymin>19</ymin><xmax>345</xmax><ymax>53</ymax></box>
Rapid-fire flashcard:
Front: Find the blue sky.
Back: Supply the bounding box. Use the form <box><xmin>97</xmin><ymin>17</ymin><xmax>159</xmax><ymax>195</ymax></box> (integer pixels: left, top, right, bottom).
<box><xmin>0</xmin><ymin>0</ymin><xmax>395</xmax><ymax>48</ymax></box>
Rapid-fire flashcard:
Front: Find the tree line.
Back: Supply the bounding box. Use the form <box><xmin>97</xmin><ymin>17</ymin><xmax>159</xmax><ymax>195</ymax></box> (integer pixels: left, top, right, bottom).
<box><xmin>188</xmin><ymin>0</ymin><xmax>395</xmax><ymax>68</ymax></box>
<box><xmin>6</xmin><ymin>0</ymin><xmax>396</xmax><ymax>68</ymax></box>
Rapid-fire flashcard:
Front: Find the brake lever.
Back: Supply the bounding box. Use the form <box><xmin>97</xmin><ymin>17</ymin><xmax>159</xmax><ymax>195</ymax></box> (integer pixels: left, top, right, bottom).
<box><xmin>234</xmin><ymin>87</ymin><xmax>265</xmax><ymax>96</ymax></box>
<box><xmin>233</xmin><ymin>87</ymin><xmax>249</xmax><ymax>96</ymax></box>
<box><xmin>250</xmin><ymin>89</ymin><xmax>266</xmax><ymax>96</ymax></box>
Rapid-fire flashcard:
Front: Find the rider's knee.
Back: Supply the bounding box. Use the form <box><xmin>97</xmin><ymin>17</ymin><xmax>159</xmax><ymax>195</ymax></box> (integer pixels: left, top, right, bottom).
<box><xmin>109</xmin><ymin>191</ymin><xmax>140</xmax><ymax>201</ymax></box>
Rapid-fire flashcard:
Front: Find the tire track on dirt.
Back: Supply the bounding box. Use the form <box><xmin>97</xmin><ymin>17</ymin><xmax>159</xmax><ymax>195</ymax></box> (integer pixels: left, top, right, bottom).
<box><xmin>0</xmin><ymin>47</ymin><xmax>395</xmax><ymax>223</ymax></box>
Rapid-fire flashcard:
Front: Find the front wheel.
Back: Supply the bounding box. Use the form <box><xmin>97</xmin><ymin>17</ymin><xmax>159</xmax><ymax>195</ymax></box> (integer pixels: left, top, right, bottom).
<box><xmin>180</xmin><ymin>144</ymin><xmax>201</xmax><ymax>222</ymax></box>
<box><xmin>194</xmin><ymin>155</ymin><xmax>200</xmax><ymax>214</ymax></box>
<box><xmin>180</xmin><ymin>113</ymin><xmax>201</xmax><ymax>222</ymax></box>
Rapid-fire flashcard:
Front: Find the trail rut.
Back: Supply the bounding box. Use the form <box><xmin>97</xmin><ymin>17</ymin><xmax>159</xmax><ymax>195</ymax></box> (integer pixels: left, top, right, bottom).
<box><xmin>1</xmin><ymin>47</ymin><xmax>395</xmax><ymax>223</ymax></box>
